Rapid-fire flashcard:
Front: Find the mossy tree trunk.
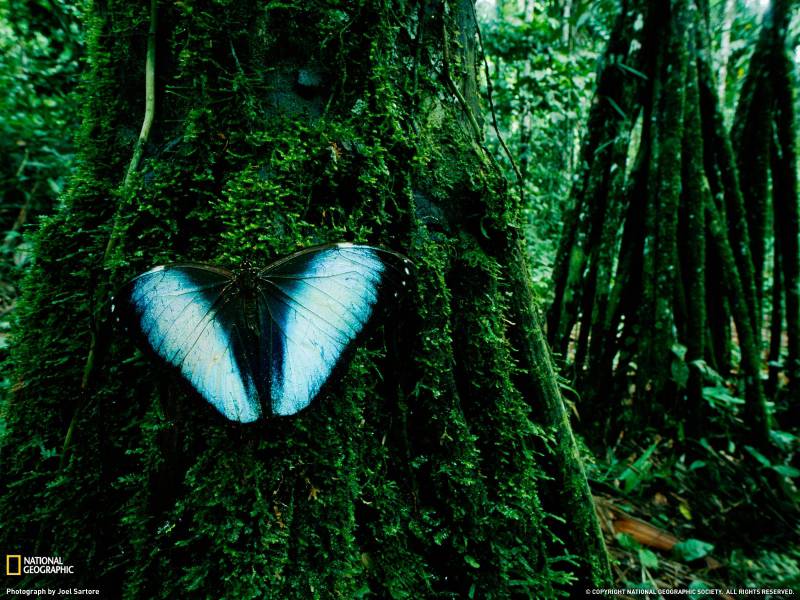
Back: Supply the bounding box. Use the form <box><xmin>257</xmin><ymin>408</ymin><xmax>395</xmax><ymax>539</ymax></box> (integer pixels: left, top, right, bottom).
<box><xmin>0</xmin><ymin>0</ymin><xmax>610</xmax><ymax>597</ymax></box>
<box><xmin>546</xmin><ymin>0</ymin><xmax>774</xmax><ymax>448</ymax></box>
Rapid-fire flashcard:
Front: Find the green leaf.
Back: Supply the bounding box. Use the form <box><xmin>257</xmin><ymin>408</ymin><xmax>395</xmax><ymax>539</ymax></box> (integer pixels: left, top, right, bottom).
<box><xmin>702</xmin><ymin>385</ymin><xmax>745</xmax><ymax>411</ymax></box>
<box><xmin>617</xmin><ymin>61</ymin><xmax>648</xmax><ymax>80</ymax></box>
<box><xmin>615</xmin><ymin>533</ymin><xmax>640</xmax><ymax>551</ymax></box>
<box><xmin>689</xmin><ymin>580</ymin><xmax>713</xmax><ymax>599</ymax></box>
<box><xmin>690</xmin><ymin>359</ymin><xmax>722</xmax><ymax>383</ymax></box>
<box><xmin>772</xmin><ymin>464</ymin><xmax>800</xmax><ymax>478</ymax></box>
<box><xmin>671</xmin><ymin>359</ymin><xmax>690</xmax><ymax>388</ymax></box>
<box><xmin>744</xmin><ymin>445</ymin><xmax>772</xmax><ymax>468</ymax></box>
<box><xmin>671</xmin><ymin>343</ymin><xmax>687</xmax><ymax>360</ymax></box>
<box><xmin>673</xmin><ymin>539</ymin><xmax>714</xmax><ymax>562</ymax></box>
<box><xmin>464</xmin><ymin>555</ymin><xmax>480</xmax><ymax>569</ymax></box>
<box><xmin>770</xmin><ymin>429</ymin><xmax>799</xmax><ymax>449</ymax></box>
<box><xmin>639</xmin><ymin>548</ymin><xmax>659</xmax><ymax>569</ymax></box>
<box><xmin>605</xmin><ymin>95</ymin><xmax>628</xmax><ymax>120</ymax></box>
<box><xmin>618</xmin><ymin>440</ymin><xmax>659</xmax><ymax>493</ymax></box>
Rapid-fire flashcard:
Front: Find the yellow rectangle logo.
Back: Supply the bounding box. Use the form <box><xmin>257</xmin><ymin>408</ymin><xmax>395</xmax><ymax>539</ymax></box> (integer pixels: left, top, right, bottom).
<box><xmin>6</xmin><ymin>554</ymin><xmax>21</xmax><ymax>576</ymax></box>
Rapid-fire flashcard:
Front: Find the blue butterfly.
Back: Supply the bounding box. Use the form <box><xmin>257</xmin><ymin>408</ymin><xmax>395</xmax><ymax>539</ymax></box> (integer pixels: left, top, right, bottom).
<box><xmin>114</xmin><ymin>243</ymin><xmax>411</xmax><ymax>422</ymax></box>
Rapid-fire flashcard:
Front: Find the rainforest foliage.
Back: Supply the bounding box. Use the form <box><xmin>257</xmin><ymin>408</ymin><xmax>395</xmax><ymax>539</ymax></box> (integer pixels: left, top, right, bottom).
<box><xmin>0</xmin><ymin>0</ymin><xmax>798</xmax><ymax>597</ymax></box>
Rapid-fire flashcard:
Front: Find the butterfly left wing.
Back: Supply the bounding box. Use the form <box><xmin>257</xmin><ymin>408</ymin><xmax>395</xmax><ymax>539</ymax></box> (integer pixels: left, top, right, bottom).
<box><xmin>257</xmin><ymin>243</ymin><xmax>410</xmax><ymax>416</ymax></box>
<box><xmin>115</xmin><ymin>264</ymin><xmax>262</xmax><ymax>423</ymax></box>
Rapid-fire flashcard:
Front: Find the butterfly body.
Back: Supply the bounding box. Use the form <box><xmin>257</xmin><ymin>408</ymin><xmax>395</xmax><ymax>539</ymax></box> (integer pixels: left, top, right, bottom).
<box><xmin>115</xmin><ymin>243</ymin><xmax>410</xmax><ymax>423</ymax></box>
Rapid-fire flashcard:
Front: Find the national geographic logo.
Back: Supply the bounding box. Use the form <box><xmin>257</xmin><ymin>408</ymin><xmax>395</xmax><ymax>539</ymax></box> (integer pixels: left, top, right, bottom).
<box><xmin>6</xmin><ymin>555</ymin><xmax>21</xmax><ymax>576</ymax></box>
<box><xmin>5</xmin><ymin>555</ymin><xmax>74</xmax><ymax>575</ymax></box>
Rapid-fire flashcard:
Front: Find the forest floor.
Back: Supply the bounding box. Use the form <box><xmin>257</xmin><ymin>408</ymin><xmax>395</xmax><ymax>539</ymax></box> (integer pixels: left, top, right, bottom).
<box><xmin>589</xmin><ymin>437</ymin><xmax>799</xmax><ymax>599</ymax></box>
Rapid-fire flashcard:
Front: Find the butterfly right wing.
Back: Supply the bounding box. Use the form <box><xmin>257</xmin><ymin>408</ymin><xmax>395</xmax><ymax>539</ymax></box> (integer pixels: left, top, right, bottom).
<box><xmin>115</xmin><ymin>264</ymin><xmax>262</xmax><ymax>423</ymax></box>
<box><xmin>257</xmin><ymin>244</ymin><xmax>411</xmax><ymax>417</ymax></box>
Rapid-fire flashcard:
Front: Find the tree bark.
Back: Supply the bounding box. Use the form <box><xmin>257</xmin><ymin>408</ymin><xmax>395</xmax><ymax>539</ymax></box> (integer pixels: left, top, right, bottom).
<box><xmin>769</xmin><ymin>21</ymin><xmax>800</xmax><ymax>403</ymax></box>
<box><xmin>680</xmin><ymin>48</ymin><xmax>707</xmax><ymax>437</ymax></box>
<box><xmin>638</xmin><ymin>0</ymin><xmax>687</xmax><ymax>401</ymax></box>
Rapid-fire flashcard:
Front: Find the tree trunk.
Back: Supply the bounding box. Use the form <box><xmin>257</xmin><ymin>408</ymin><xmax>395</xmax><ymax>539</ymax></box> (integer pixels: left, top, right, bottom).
<box><xmin>769</xmin><ymin>19</ymin><xmax>800</xmax><ymax>405</ymax></box>
<box><xmin>0</xmin><ymin>0</ymin><xmax>610</xmax><ymax>597</ymax></box>
<box><xmin>680</xmin><ymin>50</ymin><xmax>708</xmax><ymax>437</ymax></box>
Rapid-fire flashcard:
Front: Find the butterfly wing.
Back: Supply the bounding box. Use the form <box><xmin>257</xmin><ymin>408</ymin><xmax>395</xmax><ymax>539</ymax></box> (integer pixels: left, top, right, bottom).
<box><xmin>258</xmin><ymin>243</ymin><xmax>410</xmax><ymax>416</ymax></box>
<box><xmin>115</xmin><ymin>264</ymin><xmax>262</xmax><ymax>423</ymax></box>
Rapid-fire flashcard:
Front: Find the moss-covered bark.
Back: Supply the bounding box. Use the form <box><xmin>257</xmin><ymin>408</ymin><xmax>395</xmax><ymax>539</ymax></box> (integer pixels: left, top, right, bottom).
<box><xmin>0</xmin><ymin>0</ymin><xmax>609</xmax><ymax>597</ymax></box>
<box><xmin>679</xmin><ymin>51</ymin><xmax>707</xmax><ymax>436</ymax></box>
<box><xmin>638</xmin><ymin>0</ymin><xmax>687</xmax><ymax>402</ymax></box>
